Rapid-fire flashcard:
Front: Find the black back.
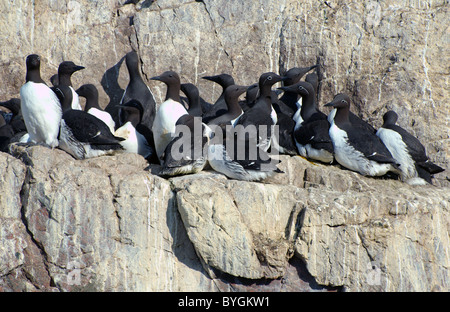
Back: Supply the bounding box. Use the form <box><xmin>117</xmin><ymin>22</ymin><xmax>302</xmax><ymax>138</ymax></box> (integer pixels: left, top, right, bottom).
<box><xmin>62</xmin><ymin>110</ymin><xmax>124</xmax><ymax>148</ymax></box>
<box><xmin>344</xmin><ymin>122</ymin><xmax>397</xmax><ymax>165</ymax></box>
<box><xmin>122</xmin><ymin>51</ymin><xmax>157</xmax><ymax>132</ymax></box>
<box><xmin>226</xmin><ymin>130</ymin><xmax>281</xmax><ymax>172</ymax></box>
<box><xmin>381</xmin><ymin>111</ymin><xmax>444</xmax><ymax>175</ymax></box>
<box><xmin>202</xmin><ymin>74</ymin><xmax>235</xmax><ymax>123</ymax></box>
<box><xmin>180</xmin><ymin>83</ymin><xmax>204</xmax><ymax>117</ymax></box>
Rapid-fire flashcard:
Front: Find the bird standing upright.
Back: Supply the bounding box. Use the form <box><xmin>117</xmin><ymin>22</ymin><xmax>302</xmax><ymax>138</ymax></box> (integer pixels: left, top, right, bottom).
<box><xmin>20</xmin><ymin>54</ymin><xmax>62</xmax><ymax>148</ymax></box>
<box><xmin>151</xmin><ymin>71</ymin><xmax>188</xmax><ymax>162</ymax></box>
<box><xmin>57</xmin><ymin>60</ymin><xmax>85</xmax><ymax>110</ymax></box>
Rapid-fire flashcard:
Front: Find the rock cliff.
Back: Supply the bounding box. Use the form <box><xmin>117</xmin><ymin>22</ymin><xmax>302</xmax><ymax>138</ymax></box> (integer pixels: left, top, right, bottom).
<box><xmin>1</xmin><ymin>144</ymin><xmax>448</xmax><ymax>292</ymax></box>
<box><xmin>0</xmin><ymin>0</ymin><xmax>448</xmax><ymax>292</ymax></box>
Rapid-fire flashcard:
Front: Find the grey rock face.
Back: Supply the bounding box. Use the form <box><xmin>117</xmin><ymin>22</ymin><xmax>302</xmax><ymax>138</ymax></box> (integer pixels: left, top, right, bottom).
<box><xmin>1</xmin><ymin>147</ymin><xmax>448</xmax><ymax>291</ymax></box>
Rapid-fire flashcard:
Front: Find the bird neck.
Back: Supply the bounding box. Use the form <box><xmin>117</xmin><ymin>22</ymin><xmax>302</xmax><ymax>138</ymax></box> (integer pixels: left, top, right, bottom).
<box><xmin>60</xmin><ymin>99</ymin><xmax>72</xmax><ymax>113</ymax></box>
<box><xmin>225</xmin><ymin>97</ymin><xmax>242</xmax><ymax>116</ymax></box>
<box><xmin>185</xmin><ymin>92</ymin><xmax>200</xmax><ymax>111</ymax></box>
<box><xmin>128</xmin><ymin>66</ymin><xmax>144</xmax><ymax>84</ymax></box>
<box><xmin>84</xmin><ymin>95</ymin><xmax>100</xmax><ymax>111</ymax></box>
<box><xmin>26</xmin><ymin>69</ymin><xmax>45</xmax><ymax>84</ymax></box>
<box><xmin>128</xmin><ymin>114</ymin><xmax>141</xmax><ymax>128</ymax></box>
<box><xmin>333</xmin><ymin>106</ymin><xmax>351</xmax><ymax>126</ymax></box>
<box><xmin>166</xmin><ymin>83</ymin><xmax>181</xmax><ymax>103</ymax></box>
<box><xmin>300</xmin><ymin>94</ymin><xmax>317</xmax><ymax>120</ymax></box>
<box><xmin>58</xmin><ymin>74</ymin><xmax>72</xmax><ymax>87</ymax></box>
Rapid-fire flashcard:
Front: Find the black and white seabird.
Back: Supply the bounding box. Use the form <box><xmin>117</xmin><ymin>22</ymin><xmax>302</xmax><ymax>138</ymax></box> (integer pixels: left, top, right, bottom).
<box><xmin>114</xmin><ymin>99</ymin><xmax>154</xmax><ymax>160</ymax></box>
<box><xmin>54</xmin><ymin>84</ymin><xmax>124</xmax><ymax>160</ymax></box>
<box><xmin>207</xmin><ymin>85</ymin><xmax>247</xmax><ymax>127</ymax></box>
<box><xmin>326</xmin><ymin>98</ymin><xmax>377</xmax><ymax>134</ymax></box>
<box><xmin>120</xmin><ymin>51</ymin><xmax>157</xmax><ymax>132</ymax></box>
<box><xmin>76</xmin><ymin>84</ymin><xmax>116</xmax><ymax>133</ymax></box>
<box><xmin>278</xmin><ymin>65</ymin><xmax>318</xmax><ymax>115</ymax></box>
<box><xmin>20</xmin><ymin>54</ymin><xmax>62</xmax><ymax>148</ymax></box>
<box><xmin>150</xmin><ymin>70</ymin><xmax>188</xmax><ymax>162</ymax></box>
<box><xmin>325</xmin><ymin>94</ymin><xmax>399</xmax><ymax>176</ymax></box>
<box><xmin>160</xmin><ymin>114</ymin><xmax>212</xmax><ymax>176</ymax></box>
<box><xmin>376</xmin><ymin>110</ymin><xmax>445</xmax><ymax>185</ymax></box>
<box><xmin>180</xmin><ymin>83</ymin><xmax>204</xmax><ymax>117</ymax></box>
<box><xmin>201</xmin><ymin>74</ymin><xmax>235</xmax><ymax>123</ymax></box>
<box><xmin>207</xmin><ymin>127</ymin><xmax>283</xmax><ymax>181</ymax></box>
<box><xmin>56</xmin><ymin>61</ymin><xmax>85</xmax><ymax>110</ymax></box>
<box><xmin>234</xmin><ymin>72</ymin><xmax>286</xmax><ymax>152</ymax></box>
<box><xmin>279</xmin><ymin>81</ymin><xmax>334</xmax><ymax>163</ymax></box>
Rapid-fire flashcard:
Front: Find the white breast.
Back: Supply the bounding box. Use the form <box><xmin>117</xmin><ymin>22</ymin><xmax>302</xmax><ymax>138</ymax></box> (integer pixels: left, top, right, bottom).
<box><xmin>20</xmin><ymin>82</ymin><xmax>62</xmax><ymax>148</ymax></box>
<box><xmin>293</xmin><ymin>108</ymin><xmax>303</xmax><ymax>131</ymax></box>
<box><xmin>270</xmin><ymin>106</ymin><xmax>278</xmax><ymax>124</ymax></box>
<box><xmin>376</xmin><ymin>127</ymin><xmax>416</xmax><ymax>180</ymax></box>
<box><xmin>329</xmin><ymin>122</ymin><xmax>392</xmax><ymax>176</ymax></box>
<box><xmin>88</xmin><ymin>107</ymin><xmax>116</xmax><ymax>133</ymax></box>
<box><xmin>327</xmin><ymin>108</ymin><xmax>337</xmax><ymax>124</ymax></box>
<box><xmin>231</xmin><ymin>111</ymin><xmax>244</xmax><ymax>127</ymax></box>
<box><xmin>115</xmin><ymin>121</ymin><xmax>153</xmax><ymax>159</ymax></box>
<box><xmin>70</xmin><ymin>87</ymin><xmax>82</xmax><ymax>110</ymax></box>
<box><xmin>152</xmin><ymin>99</ymin><xmax>188</xmax><ymax>162</ymax></box>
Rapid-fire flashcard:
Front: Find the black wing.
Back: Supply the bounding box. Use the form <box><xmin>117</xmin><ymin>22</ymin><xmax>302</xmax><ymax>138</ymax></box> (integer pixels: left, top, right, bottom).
<box><xmin>63</xmin><ymin>110</ymin><xmax>124</xmax><ymax>145</ymax></box>
<box><xmin>343</xmin><ymin>123</ymin><xmax>398</xmax><ymax>165</ymax></box>
<box><xmin>385</xmin><ymin>124</ymin><xmax>428</xmax><ymax>163</ymax></box>
<box><xmin>295</xmin><ymin>119</ymin><xmax>333</xmax><ymax>153</ymax></box>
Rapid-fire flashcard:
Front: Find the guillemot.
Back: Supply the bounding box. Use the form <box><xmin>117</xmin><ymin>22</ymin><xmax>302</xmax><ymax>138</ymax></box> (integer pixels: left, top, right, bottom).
<box><xmin>325</xmin><ymin>94</ymin><xmax>399</xmax><ymax>176</ymax></box>
<box><xmin>151</xmin><ymin>70</ymin><xmax>188</xmax><ymax>162</ymax></box>
<box><xmin>280</xmin><ymin>81</ymin><xmax>334</xmax><ymax>163</ymax></box>
<box><xmin>76</xmin><ymin>84</ymin><xmax>116</xmax><ymax>133</ymax></box>
<box><xmin>180</xmin><ymin>83</ymin><xmax>204</xmax><ymax>118</ymax></box>
<box><xmin>114</xmin><ymin>99</ymin><xmax>154</xmax><ymax>160</ymax></box>
<box><xmin>201</xmin><ymin>74</ymin><xmax>235</xmax><ymax>123</ymax></box>
<box><xmin>207</xmin><ymin>85</ymin><xmax>247</xmax><ymax>127</ymax></box>
<box><xmin>376</xmin><ymin>110</ymin><xmax>445</xmax><ymax>185</ymax></box>
<box><xmin>160</xmin><ymin>114</ymin><xmax>211</xmax><ymax>176</ymax></box>
<box><xmin>234</xmin><ymin>72</ymin><xmax>286</xmax><ymax>152</ymax></box>
<box><xmin>278</xmin><ymin>65</ymin><xmax>318</xmax><ymax>115</ymax></box>
<box><xmin>120</xmin><ymin>51</ymin><xmax>157</xmax><ymax>132</ymax></box>
<box><xmin>20</xmin><ymin>54</ymin><xmax>62</xmax><ymax>148</ymax></box>
<box><xmin>207</xmin><ymin>126</ymin><xmax>283</xmax><ymax>181</ymax></box>
<box><xmin>54</xmin><ymin>84</ymin><xmax>124</xmax><ymax>160</ymax></box>
<box><xmin>56</xmin><ymin>61</ymin><xmax>85</xmax><ymax>110</ymax></box>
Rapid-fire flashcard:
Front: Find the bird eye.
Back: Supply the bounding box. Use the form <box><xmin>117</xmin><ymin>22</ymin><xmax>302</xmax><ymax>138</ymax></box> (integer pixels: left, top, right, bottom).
<box><xmin>267</xmin><ymin>76</ymin><xmax>273</xmax><ymax>80</ymax></box>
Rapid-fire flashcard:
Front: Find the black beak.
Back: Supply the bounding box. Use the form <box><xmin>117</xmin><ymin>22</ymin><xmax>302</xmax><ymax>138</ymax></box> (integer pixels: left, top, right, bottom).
<box><xmin>277</xmin><ymin>82</ymin><xmax>298</xmax><ymax>90</ymax></box>
<box><xmin>202</xmin><ymin>76</ymin><xmax>218</xmax><ymax>83</ymax></box>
